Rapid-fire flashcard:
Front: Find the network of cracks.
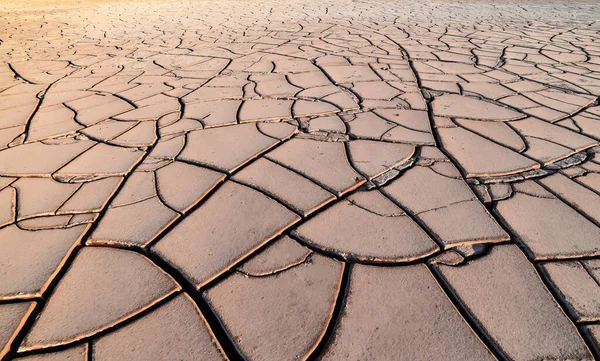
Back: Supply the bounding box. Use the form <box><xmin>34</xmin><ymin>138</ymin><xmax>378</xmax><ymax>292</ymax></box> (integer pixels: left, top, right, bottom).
<box><xmin>2</xmin><ymin>0</ymin><xmax>600</xmax><ymax>360</ymax></box>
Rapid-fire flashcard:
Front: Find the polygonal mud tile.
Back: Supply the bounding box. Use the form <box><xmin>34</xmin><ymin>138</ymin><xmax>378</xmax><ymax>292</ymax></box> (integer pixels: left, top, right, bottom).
<box><xmin>206</xmin><ymin>253</ymin><xmax>343</xmax><ymax>361</ymax></box>
<box><xmin>17</xmin><ymin>215</ymin><xmax>72</xmax><ymax>231</ymax></box>
<box><xmin>321</xmin><ymin>264</ymin><xmax>495</xmax><ymax>360</ymax></box>
<box><xmin>80</xmin><ymin>120</ymin><xmax>136</xmax><ymax>142</ymax></box>
<box><xmin>347</xmin><ymin>140</ymin><xmax>414</xmax><ymax>179</ymax></box>
<box><xmin>584</xmin><ymin>259</ymin><xmax>600</xmax><ymax>284</ymax></box>
<box><xmin>27</xmin><ymin>105</ymin><xmax>82</xmax><ymax>142</ymax></box>
<box><xmin>0</xmin><ymin>103</ymin><xmax>36</xmax><ymax>132</ymax></box>
<box><xmin>383</xmin><ymin>124</ymin><xmax>435</xmax><ymax>145</ymax></box>
<box><xmin>322</xmin><ymin>65</ymin><xmax>380</xmax><ymax>83</ymax></box>
<box><xmin>158</xmin><ymin>118</ymin><xmax>203</xmax><ymax>137</ymax></box>
<box><xmin>294</xmin><ymin>190</ymin><xmax>438</xmax><ymax>262</ymax></box>
<box><xmin>252</xmin><ymin>74</ymin><xmax>301</xmax><ymax>97</ymax></box>
<box><xmin>93</xmin><ymin>294</ymin><xmax>224</xmax><ymax>361</ymax></box>
<box><xmin>14</xmin><ymin>344</ymin><xmax>86</xmax><ymax>361</ymax></box>
<box><xmin>287</xmin><ymin>72</ymin><xmax>331</xmax><ymax>88</ymax></box>
<box><xmin>1</xmin><ymin>302</ymin><xmax>36</xmax><ymax>358</ymax></box>
<box><xmin>461</xmin><ymin>82</ymin><xmax>514</xmax><ymax>100</ymax></box>
<box><xmin>432</xmin><ymin>94</ymin><xmax>524</xmax><ymax>121</ymax></box>
<box><xmin>417</xmin><ymin>199</ymin><xmax>509</xmax><ymax>246</ymax></box>
<box><xmin>436</xmin><ymin>125</ymin><xmax>539</xmax><ymax>178</ymax></box>
<box><xmin>153</xmin><ymin>181</ymin><xmax>300</xmax><ymax>287</ymax></box>
<box><xmin>148</xmin><ymin>135</ymin><xmax>185</xmax><ymax>159</ymax></box>
<box><xmin>541</xmin><ymin>261</ymin><xmax>600</xmax><ymax>322</ymax></box>
<box><xmin>56</xmin><ymin>143</ymin><xmax>145</xmax><ymax>177</ymax></box>
<box><xmin>0</xmin><ymin>126</ymin><xmax>23</xmax><ymax>149</ymax></box>
<box><xmin>522</xmin><ymin>136</ymin><xmax>580</xmax><ymax>165</ymax></box>
<box><xmin>0</xmin><ymin>140</ymin><xmax>94</xmax><ymax>177</ymax></box>
<box><xmin>184</xmin><ymin>99</ymin><xmax>241</xmax><ymax>128</ymax></box>
<box><xmin>178</xmin><ymin>123</ymin><xmax>280</xmax><ymax>173</ymax></box>
<box><xmin>454</xmin><ymin>118</ymin><xmax>526</xmax><ymax>152</ymax></box>
<box><xmin>0</xmin><ymin>186</ymin><xmax>15</xmax><ymax>226</ymax></box>
<box><xmin>292</xmin><ymin>100</ymin><xmax>339</xmax><ymax>118</ymax></box>
<box><xmin>239</xmin><ymin>99</ymin><xmax>293</xmax><ymax>122</ymax></box>
<box><xmin>255</xmin><ymin>122</ymin><xmax>297</xmax><ymax>139</ymax></box>
<box><xmin>155</xmin><ymin>161</ymin><xmax>226</xmax><ymax>212</ymax></box>
<box><xmin>495</xmin><ymin>189</ymin><xmax>600</xmax><ymax>260</ymax></box>
<box><xmin>384</xmin><ymin>165</ymin><xmax>508</xmax><ymax>246</ymax></box>
<box><xmin>233</xmin><ymin>157</ymin><xmax>335</xmax><ymax>216</ymax></box>
<box><xmin>110</xmin><ymin>121</ymin><xmax>157</xmax><ymax>147</ymax></box>
<box><xmin>539</xmin><ymin>173</ymin><xmax>600</xmax><ymax>223</ymax></box>
<box><xmin>184</xmin><ymin>87</ymin><xmax>243</xmax><ymax>103</ymax></box>
<box><xmin>88</xmin><ymin>197</ymin><xmax>178</xmax><ymax>246</ymax></box>
<box><xmin>572</xmin><ymin>113</ymin><xmax>600</xmax><ymax>140</ymax></box>
<box><xmin>70</xmin><ymin>96</ymin><xmax>134</xmax><ymax>126</ymax></box>
<box><xmin>0</xmin><ymin>225</ymin><xmax>87</xmax><ymax>299</ymax></box>
<box><xmin>351</xmin><ymin>81</ymin><xmax>401</xmax><ymax>100</ymax></box>
<box><xmin>238</xmin><ymin>236</ymin><xmax>312</xmax><ymax>276</ymax></box>
<box><xmin>577</xmin><ymin>173</ymin><xmax>600</xmax><ymax>193</ymax></box>
<box><xmin>20</xmin><ymin>247</ymin><xmax>179</xmax><ymax>351</ymax></box>
<box><xmin>511</xmin><ymin>117</ymin><xmax>598</xmax><ymax>154</ymax></box>
<box><xmin>113</xmin><ymin>103</ymin><xmax>178</xmax><ymax>122</ymax></box>
<box><xmin>110</xmin><ymin>171</ymin><xmax>155</xmax><ymax>207</ymax></box>
<box><xmin>58</xmin><ymin>177</ymin><xmax>122</xmax><ymax>213</ymax></box>
<box><xmin>385</xmin><ymin>165</ymin><xmax>473</xmax><ymax>213</ymax></box>
<box><xmin>12</xmin><ymin>178</ymin><xmax>79</xmax><ymax>219</ymax></box>
<box><xmin>347</xmin><ymin>112</ymin><xmax>394</xmax><ymax>140</ymax></box>
<box><xmin>373</xmin><ymin>109</ymin><xmax>432</xmax><ymax>133</ymax></box>
<box><xmin>436</xmin><ymin>245</ymin><xmax>593</xmax><ymax>360</ymax></box>
<box><xmin>118</xmin><ymin>84</ymin><xmax>172</xmax><ymax>103</ymax></box>
<box><xmin>308</xmin><ymin>115</ymin><xmax>346</xmax><ymax>133</ymax></box>
<box><xmin>265</xmin><ymin>138</ymin><xmax>364</xmax><ymax>196</ymax></box>
<box><xmin>422</xmin><ymin>61</ymin><xmax>482</xmax><ymax>75</ymax></box>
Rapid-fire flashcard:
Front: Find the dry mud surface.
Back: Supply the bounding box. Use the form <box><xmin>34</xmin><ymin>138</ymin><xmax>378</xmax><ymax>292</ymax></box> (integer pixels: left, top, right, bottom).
<box><xmin>1</xmin><ymin>0</ymin><xmax>600</xmax><ymax>360</ymax></box>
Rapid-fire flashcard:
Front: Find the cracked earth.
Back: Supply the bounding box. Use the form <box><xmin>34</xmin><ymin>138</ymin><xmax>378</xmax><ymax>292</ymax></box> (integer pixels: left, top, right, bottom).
<box><xmin>1</xmin><ymin>0</ymin><xmax>600</xmax><ymax>360</ymax></box>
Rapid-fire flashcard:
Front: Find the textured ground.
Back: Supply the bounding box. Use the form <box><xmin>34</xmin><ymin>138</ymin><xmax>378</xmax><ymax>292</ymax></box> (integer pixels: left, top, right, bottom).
<box><xmin>1</xmin><ymin>0</ymin><xmax>600</xmax><ymax>360</ymax></box>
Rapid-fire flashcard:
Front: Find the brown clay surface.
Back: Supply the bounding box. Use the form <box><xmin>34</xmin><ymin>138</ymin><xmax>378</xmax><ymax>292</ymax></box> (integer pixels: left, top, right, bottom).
<box><xmin>1</xmin><ymin>0</ymin><xmax>600</xmax><ymax>360</ymax></box>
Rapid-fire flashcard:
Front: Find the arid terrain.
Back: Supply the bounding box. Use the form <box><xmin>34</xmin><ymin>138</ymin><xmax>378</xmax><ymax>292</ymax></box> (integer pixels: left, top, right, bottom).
<box><xmin>1</xmin><ymin>0</ymin><xmax>600</xmax><ymax>360</ymax></box>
